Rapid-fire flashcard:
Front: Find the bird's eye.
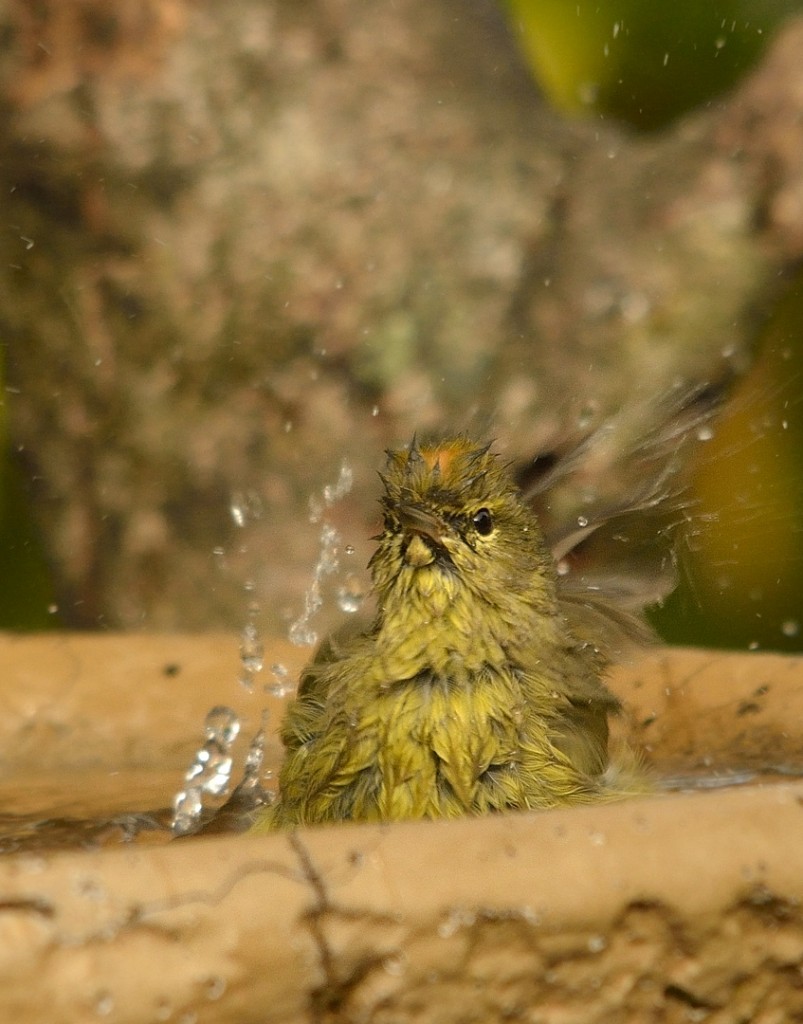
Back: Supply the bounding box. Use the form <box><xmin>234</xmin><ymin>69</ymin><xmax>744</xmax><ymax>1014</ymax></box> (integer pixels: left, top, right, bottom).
<box><xmin>472</xmin><ymin>508</ymin><xmax>494</xmax><ymax>536</ymax></box>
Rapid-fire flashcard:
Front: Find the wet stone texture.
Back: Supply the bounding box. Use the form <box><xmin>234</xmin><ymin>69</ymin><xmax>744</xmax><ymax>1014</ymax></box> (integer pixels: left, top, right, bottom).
<box><xmin>0</xmin><ymin>636</ymin><xmax>802</xmax><ymax>1022</ymax></box>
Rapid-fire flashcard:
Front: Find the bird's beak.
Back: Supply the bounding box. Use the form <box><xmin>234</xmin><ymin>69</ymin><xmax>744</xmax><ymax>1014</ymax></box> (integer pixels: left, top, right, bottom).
<box><xmin>398</xmin><ymin>503</ymin><xmax>446</xmax><ymax>545</ymax></box>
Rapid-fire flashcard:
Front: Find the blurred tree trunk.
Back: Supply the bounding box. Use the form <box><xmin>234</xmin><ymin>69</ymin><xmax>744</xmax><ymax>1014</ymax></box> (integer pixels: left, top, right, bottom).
<box><xmin>0</xmin><ymin>0</ymin><xmax>802</xmax><ymax>629</ymax></box>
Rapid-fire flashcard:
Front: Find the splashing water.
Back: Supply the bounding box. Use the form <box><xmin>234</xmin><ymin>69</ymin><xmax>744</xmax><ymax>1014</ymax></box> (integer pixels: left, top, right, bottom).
<box><xmin>172</xmin><ymin>706</ymin><xmax>241</xmax><ymax>836</ymax></box>
<box><xmin>229</xmin><ymin>489</ymin><xmax>264</xmax><ymax>528</ymax></box>
<box><xmin>200</xmin><ymin>710</ymin><xmax>274</xmax><ymax>826</ymax></box>
<box><xmin>323</xmin><ymin>460</ymin><xmax>354</xmax><ymax>507</ymax></box>
<box><xmin>205</xmin><ymin>705</ymin><xmax>241</xmax><ymax>747</ymax></box>
<box><xmin>266</xmin><ymin>662</ymin><xmax>294</xmax><ymax>698</ymax></box>
<box><xmin>239</xmin><ymin>621</ymin><xmax>265</xmax><ymax>680</ymax></box>
<box><xmin>243</xmin><ymin>715</ymin><xmax>267</xmax><ymax>780</ymax></box>
<box><xmin>175</xmin><ymin>458</ymin><xmax>354</xmax><ymax>831</ymax></box>
<box><xmin>171</xmin><ymin>786</ymin><xmax>203</xmax><ymax>837</ymax></box>
<box><xmin>289</xmin><ymin>459</ymin><xmax>354</xmax><ymax>646</ymax></box>
<box><xmin>337</xmin><ymin>572</ymin><xmax>367</xmax><ymax>614</ymax></box>
<box><xmin>308</xmin><ymin>461</ymin><xmax>353</xmax><ymax>524</ymax></box>
<box><xmin>288</xmin><ymin>522</ymin><xmax>341</xmax><ymax>646</ymax></box>
<box><xmin>239</xmin><ymin>710</ymin><xmax>274</xmax><ymax>802</ymax></box>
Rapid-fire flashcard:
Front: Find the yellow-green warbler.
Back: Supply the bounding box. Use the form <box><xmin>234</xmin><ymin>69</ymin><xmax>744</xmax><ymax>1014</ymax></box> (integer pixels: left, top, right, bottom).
<box><xmin>254</xmin><ymin>436</ymin><xmax>642</xmax><ymax>829</ymax></box>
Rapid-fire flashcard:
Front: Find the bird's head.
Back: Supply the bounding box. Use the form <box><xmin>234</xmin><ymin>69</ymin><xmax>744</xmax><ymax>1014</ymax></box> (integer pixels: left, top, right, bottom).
<box><xmin>369</xmin><ymin>436</ymin><xmax>555</xmax><ymax>620</ymax></box>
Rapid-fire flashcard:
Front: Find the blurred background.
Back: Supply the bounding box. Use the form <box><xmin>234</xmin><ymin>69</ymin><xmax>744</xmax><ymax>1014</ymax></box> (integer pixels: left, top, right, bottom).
<box><xmin>503</xmin><ymin>0</ymin><xmax>803</xmax><ymax>650</ymax></box>
<box><xmin>503</xmin><ymin>0</ymin><xmax>803</xmax><ymax>129</ymax></box>
<box><xmin>0</xmin><ymin>0</ymin><xmax>801</xmax><ymax>652</ymax></box>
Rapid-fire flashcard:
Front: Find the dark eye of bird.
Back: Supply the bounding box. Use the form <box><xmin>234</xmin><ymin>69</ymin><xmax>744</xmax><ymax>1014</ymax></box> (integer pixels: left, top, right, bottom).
<box><xmin>472</xmin><ymin>508</ymin><xmax>494</xmax><ymax>536</ymax></box>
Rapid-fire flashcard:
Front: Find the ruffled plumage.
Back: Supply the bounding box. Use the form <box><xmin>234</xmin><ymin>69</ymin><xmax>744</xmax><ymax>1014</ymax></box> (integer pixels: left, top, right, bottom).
<box><xmin>255</xmin><ymin>436</ymin><xmax>642</xmax><ymax>829</ymax></box>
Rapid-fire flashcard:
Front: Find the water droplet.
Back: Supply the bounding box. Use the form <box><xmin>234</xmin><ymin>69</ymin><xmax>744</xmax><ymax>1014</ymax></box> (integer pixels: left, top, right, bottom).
<box><xmin>345</xmin><ymin>544</ymin><xmax>355</xmax><ymax>556</ymax></box>
<box><xmin>186</xmin><ymin>747</ymin><xmax>234</xmax><ymax>796</ymax></box>
<box><xmin>289</xmin><ymin>621</ymin><xmax>318</xmax><ymax>647</ymax></box>
<box><xmin>266</xmin><ymin>662</ymin><xmax>294</xmax><ymax>697</ymax></box>
<box><xmin>230</xmin><ymin>490</ymin><xmax>264</xmax><ymax>527</ymax></box>
<box><xmin>318</xmin><ymin>524</ymin><xmax>340</xmax><ymax>573</ymax></box>
<box><xmin>577</xmin><ymin>515</ymin><xmax>589</xmax><ymax>528</ymax></box>
<box><xmin>172</xmin><ymin>707</ymin><xmax>241</xmax><ymax>833</ymax></box>
<box><xmin>782</xmin><ymin>619</ymin><xmax>799</xmax><ymax>638</ymax></box>
<box><xmin>205</xmin><ymin>706</ymin><xmax>240</xmax><ymax>747</ymax></box>
<box><xmin>240</xmin><ymin>622</ymin><xmax>264</xmax><ymax>673</ymax></box>
<box><xmin>289</xmin><ymin>520</ymin><xmax>342</xmax><ymax>645</ymax></box>
<box><xmin>337</xmin><ymin>573</ymin><xmax>366</xmax><ymax>614</ymax></box>
<box><xmin>243</xmin><ymin>722</ymin><xmax>266</xmax><ymax>776</ymax></box>
<box><xmin>270</xmin><ymin>662</ymin><xmax>288</xmax><ymax>682</ymax></box>
<box><xmin>172</xmin><ymin>786</ymin><xmax>203</xmax><ymax>836</ymax></box>
<box><xmin>230</xmin><ymin>496</ymin><xmax>246</xmax><ymax>528</ymax></box>
<box><xmin>587</xmin><ymin>935</ymin><xmax>606</xmax><ymax>953</ymax></box>
<box><xmin>748</xmin><ymin>640</ymin><xmax>760</xmax><ymax>651</ymax></box>
<box><xmin>696</xmin><ymin>425</ymin><xmax>714</xmax><ymax>441</ymax></box>
<box><xmin>371</xmin><ymin>405</ymin><xmax>379</xmax><ymax>417</ymax></box>
<box><xmin>47</xmin><ymin>603</ymin><xmax>59</xmax><ymax>614</ymax></box>
<box><xmin>292</xmin><ymin>462</ymin><xmax>357</xmax><ymax>643</ymax></box>
<box><xmin>714</xmin><ymin>35</ymin><xmax>726</xmax><ymax>49</ymax></box>
<box><xmin>323</xmin><ymin>460</ymin><xmax>354</xmax><ymax>505</ymax></box>
<box><xmin>308</xmin><ymin>497</ymin><xmax>324</xmax><ymax>524</ymax></box>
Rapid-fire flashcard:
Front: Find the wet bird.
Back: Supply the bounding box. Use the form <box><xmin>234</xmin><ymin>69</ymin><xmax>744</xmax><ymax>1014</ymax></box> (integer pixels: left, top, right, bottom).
<box><xmin>253</xmin><ymin>435</ymin><xmax>645</xmax><ymax>829</ymax></box>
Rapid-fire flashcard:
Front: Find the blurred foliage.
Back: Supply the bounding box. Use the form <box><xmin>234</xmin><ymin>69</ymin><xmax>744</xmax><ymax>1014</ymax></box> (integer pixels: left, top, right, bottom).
<box><xmin>0</xmin><ymin>347</ymin><xmax>56</xmax><ymax>630</ymax></box>
<box><xmin>500</xmin><ymin>2</ymin><xmax>803</xmax><ymax>649</ymax></box>
<box><xmin>0</xmin><ymin>456</ymin><xmax>57</xmax><ymax>630</ymax></box>
<box><xmin>502</xmin><ymin>0</ymin><xmax>803</xmax><ymax>129</ymax></box>
<box><xmin>652</xmin><ymin>271</ymin><xmax>803</xmax><ymax>651</ymax></box>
